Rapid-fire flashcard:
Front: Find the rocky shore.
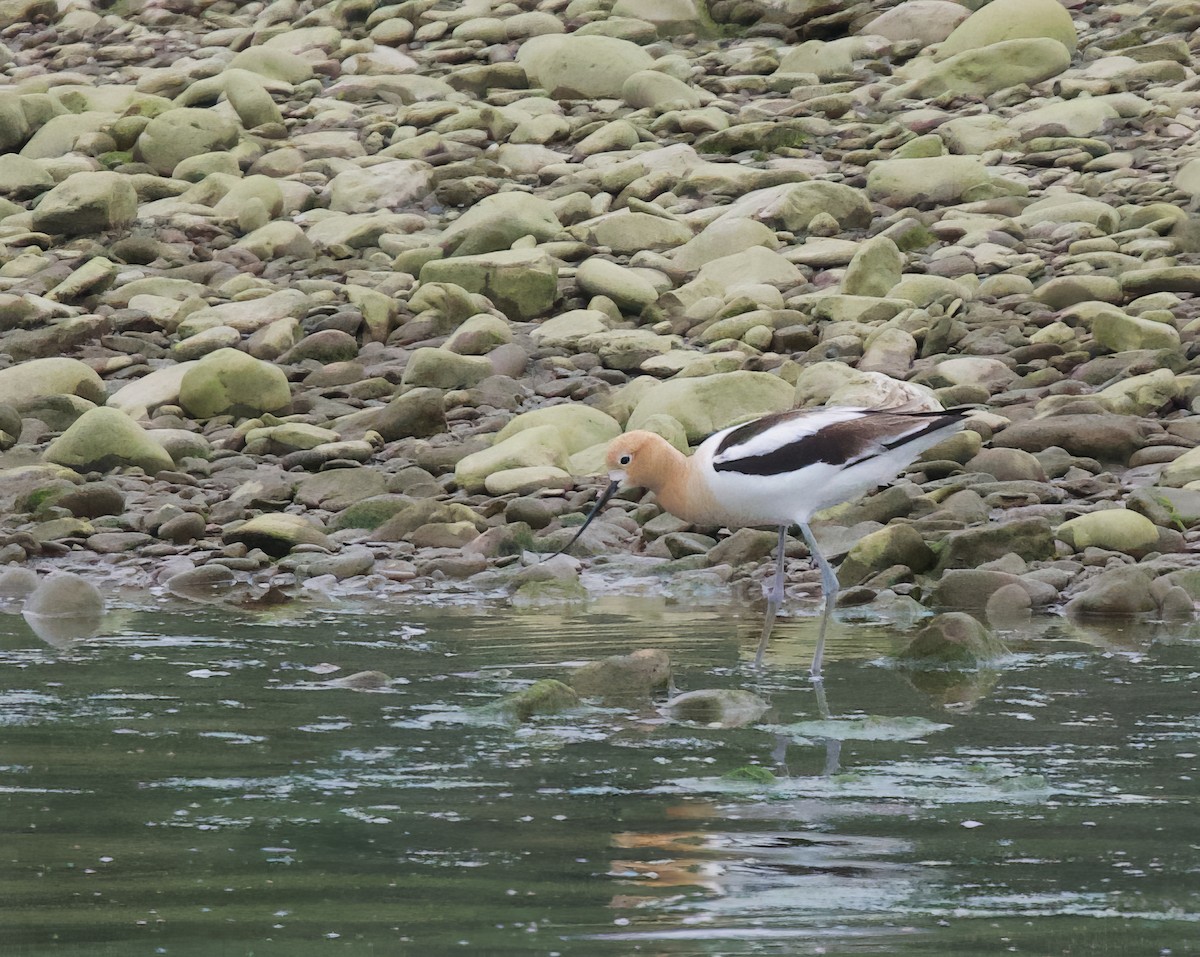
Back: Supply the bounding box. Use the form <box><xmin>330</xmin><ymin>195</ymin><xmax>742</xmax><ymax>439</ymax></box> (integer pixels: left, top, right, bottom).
<box><xmin>1</xmin><ymin>0</ymin><xmax>1199</xmax><ymax>648</ymax></box>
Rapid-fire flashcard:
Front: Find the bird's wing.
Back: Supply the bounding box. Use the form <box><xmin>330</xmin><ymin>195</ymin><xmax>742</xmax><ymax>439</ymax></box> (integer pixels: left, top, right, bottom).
<box><xmin>710</xmin><ymin>408</ymin><xmax>965</xmax><ymax>478</ymax></box>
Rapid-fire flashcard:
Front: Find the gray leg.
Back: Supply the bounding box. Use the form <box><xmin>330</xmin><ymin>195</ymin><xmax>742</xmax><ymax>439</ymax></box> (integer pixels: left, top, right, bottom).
<box><xmin>753</xmin><ymin>525</ymin><xmax>789</xmax><ymax>669</ymax></box>
<box><xmin>798</xmin><ymin>521</ymin><xmax>839</xmax><ymax>679</ymax></box>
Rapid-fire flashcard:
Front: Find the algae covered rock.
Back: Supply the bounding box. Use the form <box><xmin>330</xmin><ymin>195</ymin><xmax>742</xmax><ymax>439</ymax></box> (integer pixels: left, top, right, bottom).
<box><xmin>0</xmin><ymin>357</ymin><xmax>105</xmax><ymax>406</ymax></box>
<box><xmin>516</xmin><ymin>34</ymin><xmax>654</xmax><ymax>98</ymax></box>
<box><xmin>626</xmin><ymin>371</ymin><xmax>795</xmax><ymax>443</ymax></box>
<box><xmin>663</xmin><ymin>689</ymin><xmax>769</xmax><ymax>727</ymax></box>
<box><xmin>1065</xmin><ymin>567</ymin><xmax>1157</xmax><ymax>617</ymax></box>
<box><xmin>222</xmin><ymin>514</ymin><xmax>331</xmax><ymax>558</ymax></box>
<box><xmin>44</xmin><ymin>407</ymin><xmax>174</xmax><ymax>474</ymax></box>
<box><xmin>420</xmin><ymin>249</ymin><xmax>558</xmax><ymax>321</ymax></box>
<box><xmin>898</xmin><ymin>613</ymin><xmax>1007</xmax><ymax>669</ymax></box>
<box><xmin>31</xmin><ymin>172</ymin><xmax>138</xmax><ymax>235</ymax></box>
<box><xmin>178</xmin><ymin>348</ymin><xmax>291</xmax><ymax>419</ymax></box>
<box><xmin>134</xmin><ymin>107</ymin><xmax>239</xmax><ymax>175</ymax></box>
<box><xmin>935</xmin><ymin>0</ymin><xmax>1078</xmax><ymax>58</ymax></box>
<box><xmin>838</xmin><ymin>524</ymin><xmax>935</xmax><ymax>587</ymax></box>
<box><xmin>1055</xmin><ymin>509</ymin><xmax>1160</xmax><ymax>556</ymax></box>
<box><xmin>571</xmin><ymin>649</ymin><xmax>671</xmax><ymax>698</ymax></box>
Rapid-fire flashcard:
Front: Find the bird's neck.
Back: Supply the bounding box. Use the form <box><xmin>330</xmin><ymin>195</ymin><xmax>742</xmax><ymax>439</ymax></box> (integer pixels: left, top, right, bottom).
<box><xmin>641</xmin><ymin>441</ymin><xmax>717</xmax><ymax>525</ymax></box>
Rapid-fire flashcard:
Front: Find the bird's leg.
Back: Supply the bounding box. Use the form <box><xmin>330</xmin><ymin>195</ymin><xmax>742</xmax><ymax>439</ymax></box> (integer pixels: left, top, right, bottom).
<box><xmin>753</xmin><ymin>524</ymin><xmax>789</xmax><ymax>669</ymax></box>
<box><xmin>798</xmin><ymin>521</ymin><xmax>839</xmax><ymax>679</ymax></box>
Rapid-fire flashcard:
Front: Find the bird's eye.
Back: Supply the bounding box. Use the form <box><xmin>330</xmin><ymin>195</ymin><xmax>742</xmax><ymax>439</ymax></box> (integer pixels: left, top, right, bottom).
<box><xmin>618</xmin><ymin>453</ymin><xmax>632</xmax><ymax>466</ymax></box>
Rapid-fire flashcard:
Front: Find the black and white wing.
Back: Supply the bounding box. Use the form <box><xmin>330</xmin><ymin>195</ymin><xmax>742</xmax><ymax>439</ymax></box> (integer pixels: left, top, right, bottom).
<box><xmin>706</xmin><ymin>407</ymin><xmax>967</xmax><ymax>477</ymax></box>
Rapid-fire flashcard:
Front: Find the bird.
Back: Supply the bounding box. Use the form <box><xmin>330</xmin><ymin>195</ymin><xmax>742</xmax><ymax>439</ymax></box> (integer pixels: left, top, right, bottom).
<box><xmin>550</xmin><ymin>405</ymin><xmax>969</xmax><ymax>677</ymax></box>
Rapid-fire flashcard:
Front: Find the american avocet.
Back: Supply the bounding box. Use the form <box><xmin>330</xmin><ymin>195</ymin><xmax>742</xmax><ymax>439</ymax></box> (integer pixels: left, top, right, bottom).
<box><xmin>553</xmin><ymin>406</ymin><xmax>968</xmax><ymax>676</ymax></box>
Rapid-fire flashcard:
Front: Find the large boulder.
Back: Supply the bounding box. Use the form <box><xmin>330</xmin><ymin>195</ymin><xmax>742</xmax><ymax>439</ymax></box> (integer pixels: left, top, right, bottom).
<box><xmin>887</xmin><ymin>37</ymin><xmax>1072</xmax><ymax>101</ymax></box>
<box><xmin>935</xmin><ymin>0</ymin><xmax>1078</xmax><ymax>59</ymax></box>
<box><xmin>178</xmin><ymin>348</ymin><xmax>292</xmax><ymax>419</ymax></box>
<box><xmin>31</xmin><ymin>171</ymin><xmax>138</xmax><ymax>235</ymax></box>
<box><xmin>1055</xmin><ymin>509</ymin><xmax>1160</xmax><ymax>556</ymax></box>
<box><xmin>626</xmin><ymin>372</ymin><xmax>795</xmax><ymax>443</ymax></box>
<box><xmin>223</xmin><ymin>514</ymin><xmax>331</xmax><ymax>558</ymax></box>
<box><xmin>44</xmin><ymin>407</ymin><xmax>175</xmax><ymax>474</ymax></box>
<box><xmin>898</xmin><ymin>613</ymin><xmax>1007</xmax><ymax>669</ymax></box>
<box><xmin>441</xmin><ymin>192</ymin><xmax>563</xmax><ymax>257</ymax></box>
<box><xmin>0</xmin><ymin>357</ymin><xmax>104</xmax><ymax>406</ymax></box>
<box><xmin>455</xmin><ymin>425</ymin><xmax>571</xmax><ymax>493</ymax></box>
<box><xmin>516</xmin><ymin>34</ymin><xmax>654</xmax><ymax>98</ymax></box>
<box><xmin>420</xmin><ymin>249</ymin><xmax>558</xmax><ymax>321</ymax></box>
<box><xmin>134</xmin><ymin>107</ymin><xmax>240</xmax><ymax>176</ymax></box>
<box><xmin>494</xmin><ymin>405</ymin><xmax>622</xmax><ymax>456</ymax></box>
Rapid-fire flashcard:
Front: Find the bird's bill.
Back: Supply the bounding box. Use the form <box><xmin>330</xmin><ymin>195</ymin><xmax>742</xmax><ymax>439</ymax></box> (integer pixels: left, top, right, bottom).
<box><xmin>544</xmin><ymin>477</ymin><xmax>622</xmax><ymax>560</ymax></box>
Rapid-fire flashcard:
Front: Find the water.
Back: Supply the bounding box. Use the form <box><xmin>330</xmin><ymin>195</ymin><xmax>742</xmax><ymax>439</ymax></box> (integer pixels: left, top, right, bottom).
<box><xmin>1</xmin><ymin>594</ymin><xmax>1198</xmax><ymax>956</ymax></box>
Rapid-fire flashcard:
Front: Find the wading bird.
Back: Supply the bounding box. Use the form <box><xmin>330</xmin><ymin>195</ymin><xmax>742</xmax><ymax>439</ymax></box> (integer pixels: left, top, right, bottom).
<box><xmin>552</xmin><ymin>406</ymin><xmax>968</xmax><ymax>677</ymax></box>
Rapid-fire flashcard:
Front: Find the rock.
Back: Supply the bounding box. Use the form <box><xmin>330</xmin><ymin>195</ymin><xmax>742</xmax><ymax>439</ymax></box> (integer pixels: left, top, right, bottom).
<box><xmin>662</xmin><ymin>689</ymin><xmax>769</xmax><ymax>727</ymax></box>
<box><xmin>888</xmin><ymin>37</ymin><xmax>1072</xmax><ymax>101</ymax></box>
<box><xmin>328</xmin><ymin>670</ymin><xmax>392</xmax><ymax>691</ymax></box>
<box><xmin>178</xmin><ymin>348</ymin><xmax>291</xmax><ymax>419</ymax></box>
<box><xmin>576</xmin><ymin>257</ymin><xmax>660</xmax><ymax>313</ymax></box>
<box><xmin>107</xmin><ymin>363</ymin><xmax>197</xmax><ymax>420</ymax></box>
<box><xmin>985</xmin><ymin>583</ymin><xmax>1033</xmax><ymax>629</ymax></box>
<box><xmin>863</xmin><ymin>1</ymin><xmax>970</xmax><ymax>46</ymax></box>
<box><xmin>1127</xmin><ymin>487</ymin><xmax>1200</xmax><ymax>528</ymax></box>
<box><xmin>222</xmin><ymin>514</ymin><xmax>331</xmax><ymax>558</ymax></box>
<box><xmin>0</xmin><ymin>567</ymin><xmax>39</xmax><ymax>600</ymax></box>
<box><xmin>837</xmin><ymin>524</ymin><xmax>934</xmax><ymax>587</ymax></box>
<box><xmin>367</xmin><ymin>387</ymin><xmax>446</xmax><ymax>441</ymax></box>
<box><xmin>455</xmin><ymin>426</ymin><xmax>571</xmax><ymax>493</ymax></box>
<box><xmin>1065</xmin><ymin>567</ymin><xmax>1157</xmax><ymax>617</ymax></box>
<box><xmin>0</xmin><ymin>357</ymin><xmax>104</xmax><ymax>406</ymax></box>
<box><xmin>991</xmin><ymin>415</ymin><xmax>1158</xmax><ymax>463</ymax></box>
<box><xmin>570</xmin><ymin>649</ymin><xmax>671</xmax><ymax>698</ymax></box>
<box><xmin>935</xmin><ymin>0</ymin><xmax>1078</xmax><ymax>58</ymax></box>
<box><xmin>965</xmin><ymin>447</ymin><xmax>1047</xmax><ymax>482</ymax></box>
<box><xmin>866</xmin><ymin>155</ymin><xmax>996</xmax><ymax>207</ymax></box>
<box><xmin>938</xmin><ymin>518</ymin><xmax>1056</xmax><ymax>570</ymax></box>
<box><xmin>1056</xmin><ymin>509</ymin><xmax>1163</xmax><ymax>556</ymax></box>
<box><xmin>494</xmin><ymin>405</ymin><xmax>622</xmax><ymax>457</ymax></box>
<box><xmin>930</xmin><ymin>569</ymin><xmax>1050</xmax><ymax>611</ymax></box>
<box><xmin>495</xmin><ymin>678</ymin><xmax>581</xmax><ymax>722</ymax></box>
<box><xmin>1091</xmin><ymin>308</ymin><xmax>1180</xmax><ymax>352</ymax></box>
<box><xmin>44</xmin><ymin>407</ymin><xmax>174</xmax><ymax>474</ymax></box>
<box><xmin>516</xmin><ymin>34</ymin><xmax>654</xmax><ymax>98</ymax></box>
<box><xmin>30</xmin><ymin>171</ymin><xmax>137</xmax><ymax>235</ymax></box>
<box><xmin>55</xmin><ymin>482</ymin><xmax>124</xmax><ymax>518</ymax></box>
<box><xmin>842</xmin><ymin>237</ymin><xmax>903</xmax><ymax>297</ymax></box>
<box><xmin>401</xmin><ymin>348</ymin><xmax>493</xmax><ymax>389</ymax></box>
<box><xmin>420</xmin><ymin>249</ymin><xmax>558</xmax><ymax>321</ymax></box>
<box><xmin>626</xmin><ymin>371</ymin><xmax>795</xmax><ymax>443</ymax></box>
<box><xmin>23</xmin><ymin>571</ymin><xmax>104</xmax><ymax>619</ymax></box>
<box><xmin>134</xmin><ymin>108</ymin><xmax>239</xmax><ymax>176</ymax></box>
<box><xmin>165</xmin><ymin>564</ymin><xmax>236</xmax><ymax>601</ymax></box>
<box><xmin>297</xmin><ymin>545</ymin><xmax>376</xmax><ymax>580</ymax></box>
<box><xmin>441</xmin><ymin>192</ymin><xmax>562</xmax><ymax>256</ymax></box>
<box><xmin>898</xmin><ymin>613</ymin><xmax>1007</xmax><ymax>669</ymax></box>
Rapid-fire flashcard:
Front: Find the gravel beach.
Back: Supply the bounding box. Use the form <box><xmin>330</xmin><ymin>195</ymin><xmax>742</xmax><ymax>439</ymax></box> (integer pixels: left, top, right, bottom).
<box><xmin>2</xmin><ymin>0</ymin><xmax>1199</xmax><ymax>648</ymax></box>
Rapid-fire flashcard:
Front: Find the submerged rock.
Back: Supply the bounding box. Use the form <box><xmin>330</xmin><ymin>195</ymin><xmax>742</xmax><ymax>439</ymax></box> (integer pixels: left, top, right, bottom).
<box><xmin>570</xmin><ymin>649</ymin><xmax>671</xmax><ymax>698</ymax></box>
<box><xmin>663</xmin><ymin>689</ymin><xmax>769</xmax><ymax>727</ymax></box>
<box><xmin>898</xmin><ymin>613</ymin><xmax>1007</xmax><ymax>669</ymax></box>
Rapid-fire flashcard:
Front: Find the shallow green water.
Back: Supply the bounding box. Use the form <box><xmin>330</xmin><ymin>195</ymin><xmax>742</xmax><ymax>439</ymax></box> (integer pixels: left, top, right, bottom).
<box><xmin>1</xmin><ymin>596</ymin><xmax>1198</xmax><ymax>956</ymax></box>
